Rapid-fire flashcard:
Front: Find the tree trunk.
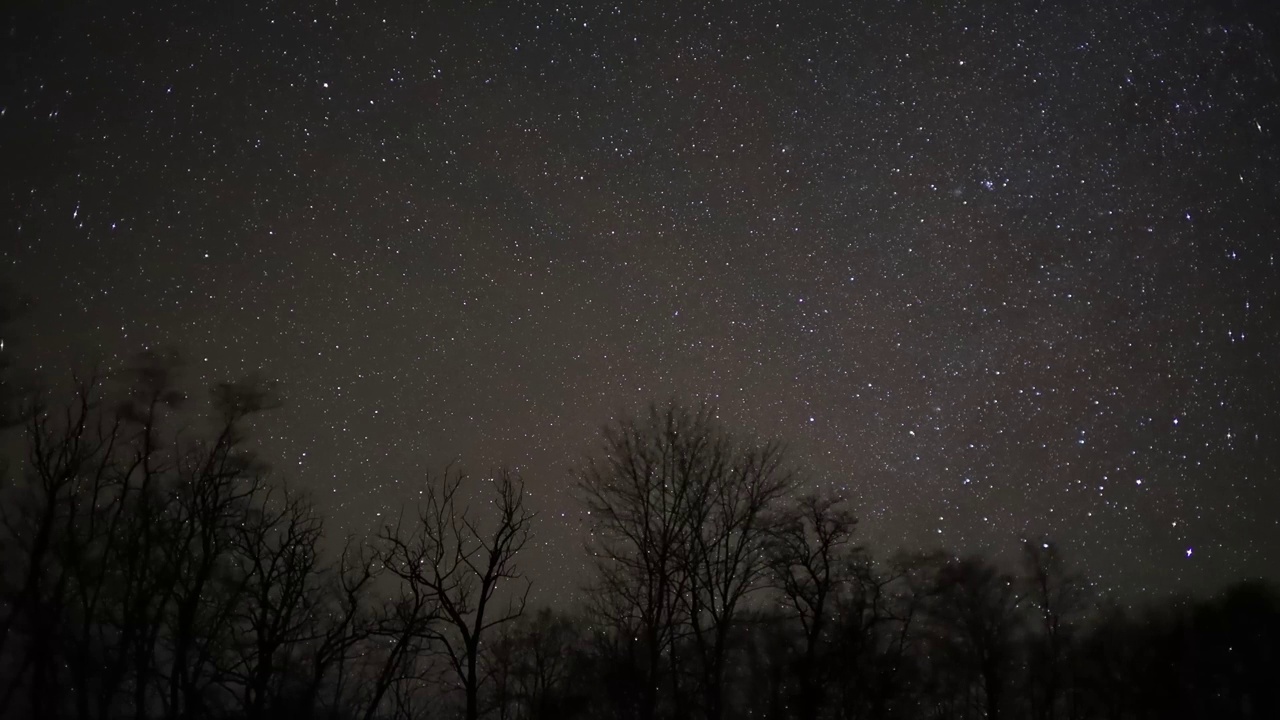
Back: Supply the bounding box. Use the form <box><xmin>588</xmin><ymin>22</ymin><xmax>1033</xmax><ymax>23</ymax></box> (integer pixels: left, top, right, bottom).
<box><xmin>466</xmin><ymin>647</ymin><xmax>480</xmax><ymax>720</ymax></box>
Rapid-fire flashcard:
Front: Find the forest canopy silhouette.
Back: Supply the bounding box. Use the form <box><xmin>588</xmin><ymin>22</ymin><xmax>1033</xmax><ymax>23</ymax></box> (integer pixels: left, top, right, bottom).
<box><xmin>6</xmin><ymin>0</ymin><xmax>1280</xmax><ymax>717</ymax></box>
<box><xmin>0</xmin><ymin>345</ymin><xmax>1276</xmax><ymax>720</ymax></box>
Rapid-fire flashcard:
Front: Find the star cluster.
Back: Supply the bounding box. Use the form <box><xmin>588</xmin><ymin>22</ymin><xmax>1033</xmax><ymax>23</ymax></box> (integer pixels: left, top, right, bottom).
<box><xmin>4</xmin><ymin>1</ymin><xmax>1278</xmax><ymax>602</ymax></box>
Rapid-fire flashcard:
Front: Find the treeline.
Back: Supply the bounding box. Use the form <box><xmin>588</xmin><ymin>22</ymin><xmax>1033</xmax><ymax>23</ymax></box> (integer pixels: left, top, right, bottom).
<box><xmin>0</xmin><ymin>353</ymin><xmax>1276</xmax><ymax>720</ymax></box>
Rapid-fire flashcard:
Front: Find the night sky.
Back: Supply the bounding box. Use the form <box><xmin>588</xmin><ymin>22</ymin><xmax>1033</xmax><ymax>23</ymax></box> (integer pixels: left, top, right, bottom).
<box><xmin>4</xmin><ymin>1</ymin><xmax>1279</xmax><ymax>604</ymax></box>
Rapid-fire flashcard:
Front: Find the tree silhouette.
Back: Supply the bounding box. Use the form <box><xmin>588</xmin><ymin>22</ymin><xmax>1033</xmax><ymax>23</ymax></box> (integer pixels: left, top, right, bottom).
<box><xmin>680</xmin><ymin>418</ymin><xmax>791</xmax><ymax>720</ymax></box>
<box><xmin>924</xmin><ymin>556</ymin><xmax>1023</xmax><ymax>720</ymax></box>
<box><xmin>1020</xmin><ymin>538</ymin><xmax>1090</xmax><ymax>720</ymax></box>
<box><xmin>485</xmin><ymin>607</ymin><xmax>589</xmax><ymax>720</ymax></box>
<box><xmin>575</xmin><ymin>401</ymin><xmax>794</xmax><ymax>720</ymax></box>
<box><xmin>1</xmin><ymin>353</ymin><xmax>1278</xmax><ymax>720</ymax></box>
<box><xmin>229</xmin><ymin>487</ymin><xmax>326</xmax><ymax>719</ymax></box>
<box><xmin>377</xmin><ymin>466</ymin><xmax>533</xmax><ymax>720</ymax></box>
<box><xmin>767</xmin><ymin>492</ymin><xmax>858</xmax><ymax>720</ymax></box>
<box><xmin>574</xmin><ymin>402</ymin><xmax>706</xmax><ymax>720</ymax></box>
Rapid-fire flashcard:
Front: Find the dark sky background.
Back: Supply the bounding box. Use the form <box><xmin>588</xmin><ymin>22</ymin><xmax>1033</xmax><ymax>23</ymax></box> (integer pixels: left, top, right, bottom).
<box><xmin>4</xmin><ymin>0</ymin><xmax>1279</xmax><ymax>605</ymax></box>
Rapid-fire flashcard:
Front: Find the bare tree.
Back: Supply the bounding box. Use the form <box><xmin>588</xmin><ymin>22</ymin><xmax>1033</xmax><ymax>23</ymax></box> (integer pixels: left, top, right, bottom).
<box><xmin>355</xmin><ymin>577</ymin><xmax>437</xmax><ymax>720</ymax></box>
<box><xmin>298</xmin><ymin>538</ymin><xmax>380</xmax><ymax>720</ymax></box>
<box><xmin>682</xmin><ymin>431</ymin><xmax>791</xmax><ymax>720</ymax></box>
<box><xmin>378</xmin><ymin>466</ymin><xmax>533</xmax><ymax>720</ymax></box>
<box><xmin>485</xmin><ymin>618</ymin><xmax>522</xmax><ymax>720</ymax></box>
<box><xmin>163</xmin><ymin>376</ymin><xmax>280</xmax><ymax>720</ymax></box>
<box><xmin>0</xmin><ymin>374</ymin><xmax>118</xmax><ymax>717</ymax></box>
<box><xmin>1020</xmin><ymin>538</ymin><xmax>1090</xmax><ymax>720</ymax></box>
<box><xmin>576</xmin><ymin>401</ymin><xmax>794</xmax><ymax>720</ymax></box>
<box><xmin>100</xmin><ymin>351</ymin><xmax>187</xmax><ymax>720</ymax></box>
<box><xmin>0</xmin><ymin>351</ymin><xmax>296</xmax><ymax>720</ymax></box>
<box><xmin>229</xmin><ymin>486</ymin><xmax>326</xmax><ymax>720</ymax></box>
<box><xmin>575</xmin><ymin>402</ymin><xmax>709</xmax><ymax>720</ymax></box>
<box><xmin>767</xmin><ymin>492</ymin><xmax>858</xmax><ymax>720</ymax></box>
<box><xmin>926</xmin><ymin>556</ymin><xmax>1024</xmax><ymax>720</ymax></box>
<box><xmin>0</xmin><ymin>354</ymin><xmax>188</xmax><ymax>720</ymax></box>
<box><xmin>485</xmin><ymin>607</ymin><xmax>586</xmax><ymax>720</ymax></box>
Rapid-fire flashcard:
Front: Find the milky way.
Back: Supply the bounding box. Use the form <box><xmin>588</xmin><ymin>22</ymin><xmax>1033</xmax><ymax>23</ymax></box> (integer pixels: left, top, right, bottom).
<box><xmin>4</xmin><ymin>1</ymin><xmax>1279</xmax><ymax>603</ymax></box>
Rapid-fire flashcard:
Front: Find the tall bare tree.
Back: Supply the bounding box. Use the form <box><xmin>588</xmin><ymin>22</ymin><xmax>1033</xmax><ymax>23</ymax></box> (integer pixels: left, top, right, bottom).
<box><xmin>575</xmin><ymin>403</ymin><xmax>702</xmax><ymax>720</ymax></box>
<box><xmin>1020</xmin><ymin>538</ymin><xmax>1090</xmax><ymax>720</ymax></box>
<box><xmin>576</xmin><ymin>401</ymin><xmax>793</xmax><ymax>720</ymax></box>
<box><xmin>767</xmin><ymin>492</ymin><xmax>858</xmax><ymax>720</ymax></box>
<box><xmin>926</xmin><ymin>556</ymin><xmax>1024</xmax><ymax>720</ymax></box>
<box><xmin>0</xmin><ymin>374</ymin><xmax>118</xmax><ymax>717</ymax></box>
<box><xmin>485</xmin><ymin>607</ymin><xmax>586</xmax><ymax>720</ymax></box>
<box><xmin>575</xmin><ymin>403</ymin><xmax>710</xmax><ymax>720</ymax></box>
<box><xmin>229</xmin><ymin>486</ymin><xmax>326</xmax><ymax>720</ymax></box>
<box><xmin>163</xmin><ymin>376</ymin><xmax>279</xmax><ymax>720</ymax></box>
<box><xmin>0</xmin><ymin>351</ymin><xmax>296</xmax><ymax>720</ymax></box>
<box><xmin>295</xmin><ymin>539</ymin><xmax>379</xmax><ymax>720</ymax></box>
<box><xmin>355</xmin><ymin>572</ymin><xmax>437</xmax><ymax>720</ymax></box>
<box><xmin>378</xmin><ymin>466</ymin><xmax>533</xmax><ymax>720</ymax></box>
<box><xmin>681</xmin><ymin>436</ymin><xmax>791</xmax><ymax>720</ymax></box>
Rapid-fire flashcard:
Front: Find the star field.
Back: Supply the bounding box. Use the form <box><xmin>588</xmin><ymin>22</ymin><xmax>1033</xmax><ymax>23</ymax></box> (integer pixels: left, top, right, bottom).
<box><xmin>4</xmin><ymin>0</ymin><xmax>1279</xmax><ymax>603</ymax></box>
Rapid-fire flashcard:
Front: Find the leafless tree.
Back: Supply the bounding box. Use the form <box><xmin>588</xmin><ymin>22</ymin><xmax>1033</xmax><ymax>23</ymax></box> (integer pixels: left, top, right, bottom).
<box><xmin>100</xmin><ymin>350</ymin><xmax>188</xmax><ymax>720</ymax></box>
<box><xmin>767</xmin><ymin>492</ymin><xmax>858</xmax><ymax>720</ymax></box>
<box><xmin>681</xmin><ymin>430</ymin><xmax>791</xmax><ymax>720</ymax></box>
<box><xmin>576</xmin><ymin>401</ymin><xmax>794</xmax><ymax>720</ymax></box>
<box><xmin>298</xmin><ymin>538</ymin><xmax>380</xmax><ymax>719</ymax></box>
<box><xmin>575</xmin><ymin>403</ymin><xmax>709</xmax><ymax>720</ymax></box>
<box><xmin>0</xmin><ymin>351</ymin><xmax>296</xmax><ymax>720</ymax></box>
<box><xmin>377</xmin><ymin>466</ymin><xmax>533</xmax><ymax>720</ymax></box>
<box><xmin>0</xmin><ymin>352</ymin><xmax>190</xmax><ymax>720</ymax></box>
<box><xmin>162</xmin><ymin>376</ymin><xmax>279</xmax><ymax>720</ymax></box>
<box><xmin>229</xmin><ymin>486</ymin><xmax>326</xmax><ymax>720</ymax></box>
<box><xmin>485</xmin><ymin>607</ymin><xmax>586</xmax><ymax>720</ymax></box>
<box><xmin>925</xmin><ymin>555</ymin><xmax>1024</xmax><ymax>720</ymax></box>
<box><xmin>518</xmin><ymin>608</ymin><xmax>585</xmax><ymax>720</ymax></box>
<box><xmin>0</xmin><ymin>374</ymin><xmax>118</xmax><ymax>717</ymax></box>
<box><xmin>355</xmin><ymin>582</ymin><xmax>437</xmax><ymax>720</ymax></box>
<box><xmin>1020</xmin><ymin>538</ymin><xmax>1091</xmax><ymax>720</ymax></box>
